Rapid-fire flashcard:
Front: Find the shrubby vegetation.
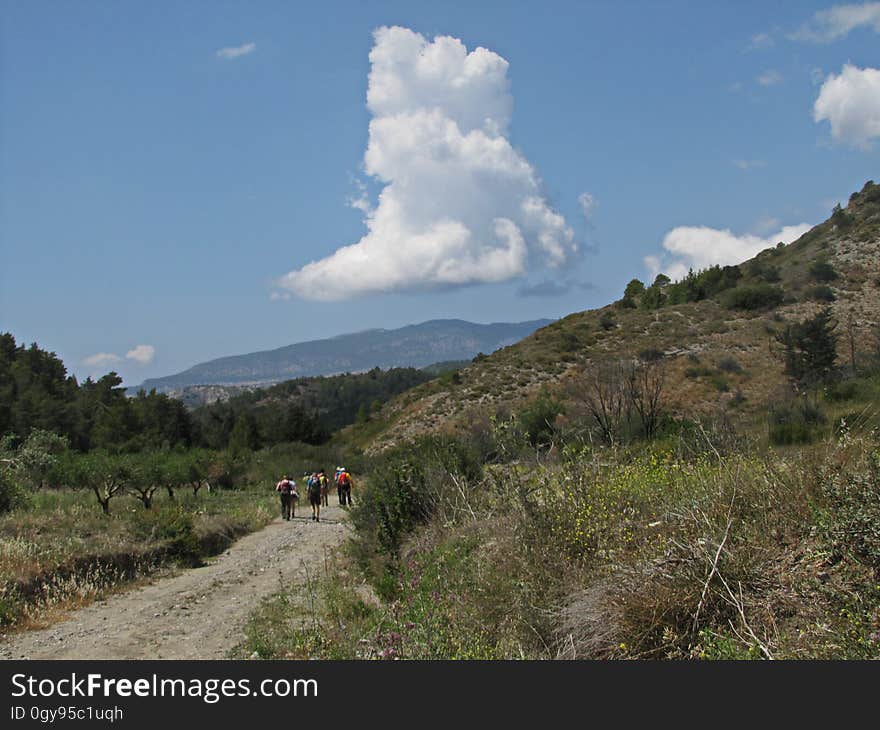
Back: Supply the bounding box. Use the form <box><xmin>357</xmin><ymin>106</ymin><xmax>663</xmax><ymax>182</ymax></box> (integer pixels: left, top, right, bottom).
<box><xmin>238</xmin><ymin>304</ymin><xmax>880</xmax><ymax>660</ymax></box>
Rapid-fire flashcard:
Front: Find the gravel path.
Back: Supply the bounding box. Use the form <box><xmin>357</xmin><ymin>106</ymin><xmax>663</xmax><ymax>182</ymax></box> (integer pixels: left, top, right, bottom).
<box><xmin>0</xmin><ymin>504</ymin><xmax>349</xmax><ymax>659</ymax></box>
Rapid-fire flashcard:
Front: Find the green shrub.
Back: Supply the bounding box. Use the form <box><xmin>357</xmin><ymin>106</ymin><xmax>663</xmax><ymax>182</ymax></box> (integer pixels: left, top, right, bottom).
<box><xmin>827</xmin><ymin>380</ymin><xmax>861</xmax><ymax>402</ymax></box>
<box><xmin>685</xmin><ymin>365</ymin><xmax>714</xmax><ymax>379</ymax></box>
<box><xmin>809</xmin><ymin>260</ymin><xmax>839</xmax><ymax>283</ymax></box>
<box><xmin>768</xmin><ymin>399</ymin><xmax>827</xmax><ymax>445</ymax></box>
<box><xmin>818</xmin><ymin>450</ymin><xmax>880</xmax><ymax>569</ymax></box>
<box><xmin>133</xmin><ymin>506</ymin><xmax>201</xmax><ymax>565</ymax></box>
<box><xmin>350</xmin><ymin>436</ymin><xmax>483</xmax><ymax>577</ymax></box>
<box><xmin>717</xmin><ymin>356</ymin><xmax>743</xmax><ymax>374</ymax></box>
<box><xmin>518</xmin><ymin>389</ymin><xmax>564</xmax><ymax>447</ymax></box>
<box><xmin>807</xmin><ymin>284</ymin><xmax>836</xmax><ymax>302</ymax></box>
<box><xmin>639</xmin><ymin>348</ymin><xmax>665</xmax><ymax>362</ymax></box>
<box><xmin>722</xmin><ymin>284</ymin><xmax>785</xmax><ymax>311</ymax></box>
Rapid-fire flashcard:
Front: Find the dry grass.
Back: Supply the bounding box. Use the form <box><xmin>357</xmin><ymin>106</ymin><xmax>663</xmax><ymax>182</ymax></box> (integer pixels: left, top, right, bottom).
<box><xmin>0</xmin><ymin>487</ymin><xmax>274</xmax><ymax>627</ymax></box>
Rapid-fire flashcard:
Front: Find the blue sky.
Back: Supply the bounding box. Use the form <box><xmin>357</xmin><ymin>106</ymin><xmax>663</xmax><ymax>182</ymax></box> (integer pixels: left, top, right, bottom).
<box><xmin>1</xmin><ymin>1</ymin><xmax>878</xmax><ymax>386</ymax></box>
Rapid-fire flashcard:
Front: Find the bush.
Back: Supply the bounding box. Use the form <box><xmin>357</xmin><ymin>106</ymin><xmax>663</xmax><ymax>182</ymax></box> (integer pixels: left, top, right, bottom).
<box><xmin>818</xmin><ymin>448</ymin><xmax>880</xmax><ymax>569</ymax></box>
<box><xmin>749</xmin><ymin>261</ymin><xmax>780</xmax><ymax>283</ymax></box>
<box><xmin>768</xmin><ymin>399</ymin><xmax>827</xmax><ymax>445</ymax></box>
<box><xmin>518</xmin><ymin>389</ymin><xmax>564</xmax><ymax>447</ymax></box>
<box><xmin>599</xmin><ymin>312</ymin><xmax>616</xmax><ymax>331</ymax></box>
<box><xmin>0</xmin><ymin>468</ymin><xmax>26</xmax><ymax>514</ymax></box>
<box><xmin>717</xmin><ymin>356</ymin><xmax>743</xmax><ymax>374</ymax></box>
<box><xmin>809</xmin><ymin>260</ymin><xmax>839</xmax><ymax>283</ymax></box>
<box><xmin>807</xmin><ymin>284</ymin><xmax>836</xmax><ymax>302</ymax></box>
<box><xmin>639</xmin><ymin>348</ymin><xmax>664</xmax><ymax>362</ymax></box>
<box><xmin>722</xmin><ymin>284</ymin><xmax>785</xmax><ymax>311</ymax></box>
<box><xmin>685</xmin><ymin>365</ymin><xmax>714</xmax><ymax>379</ymax></box>
<box><xmin>349</xmin><ymin>436</ymin><xmax>483</xmax><ymax>583</ymax></box>
<box><xmin>133</xmin><ymin>506</ymin><xmax>201</xmax><ymax>565</ymax></box>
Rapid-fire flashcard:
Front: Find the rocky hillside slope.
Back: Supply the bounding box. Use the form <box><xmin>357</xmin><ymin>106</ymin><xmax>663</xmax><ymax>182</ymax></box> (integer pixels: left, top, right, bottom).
<box><xmin>356</xmin><ymin>180</ymin><xmax>880</xmax><ymax>450</ymax></box>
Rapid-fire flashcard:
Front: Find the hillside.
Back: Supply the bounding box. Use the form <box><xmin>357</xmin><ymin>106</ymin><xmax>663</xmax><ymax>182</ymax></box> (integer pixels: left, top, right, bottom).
<box><xmin>134</xmin><ymin>319</ymin><xmax>552</xmax><ymax>393</ymax></box>
<box><xmin>353</xmin><ymin>180</ymin><xmax>880</xmax><ymax>450</ymax></box>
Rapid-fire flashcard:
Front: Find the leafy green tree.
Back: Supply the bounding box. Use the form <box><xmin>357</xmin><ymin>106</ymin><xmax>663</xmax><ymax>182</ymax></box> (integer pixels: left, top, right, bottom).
<box><xmin>624</xmin><ymin>278</ymin><xmax>646</xmax><ymax>299</ymax></box>
<box><xmin>228</xmin><ymin>411</ymin><xmax>260</xmax><ymax>455</ymax></box>
<box><xmin>356</xmin><ymin>403</ymin><xmax>370</xmax><ymax>424</ymax></box>
<box><xmin>17</xmin><ymin>429</ymin><xmax>68</xmax><ymax>489</ymax></box>
<box><xmin>775</xmin><ymin>308</ymin><xmax>839</xmax><ymax>389</ymax></box>
<box><xmin>130</xmin><ymin>453</ymin><xmax>163</xmax><ymax>509</ymax></box>
<box><xmin>184</xmin><ymin>449</ymin><xmax>212</xmax><ymax>496</ymax></box>
<box><xmin>67</xmin><ymin>451</ymin><xmax>138</xmax><ymax>514</ymax></box>
<box><xmin>0</xmin><ymin>436</ymin><xmax>27</xmax><ymax>513</ymax></box>
<box><xmin>640</xmin><ymin>286</ymin><xmax>665</xmax><ymax>310</ymax></box>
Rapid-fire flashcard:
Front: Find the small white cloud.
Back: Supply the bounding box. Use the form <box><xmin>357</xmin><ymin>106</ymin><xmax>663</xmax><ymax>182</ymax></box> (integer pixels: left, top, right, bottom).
<box><xmin>578</xmin><ymin>192</ymin><xmax>597</xmax><ymax>221</ymax></box>
<box><xmin>756</xmin><ymin>70</ymin><xmax>783</xmax><ymax>86</ymax></box>
<box><xmin>347</xmin><ymin>177</ymin><xmax>373</xmax><ymax>215</ymax></box>
<box><xmin>276</xmin><ymin>26</ymin><xmax>576</xmax><ymax>301</ymax></box>
<box><xmin>814</xmin><ymin>64</ymin><xmax>880</xmax><ymax>149</ymax></box>
<box><xmin>746</xmin><ymin>32</ymin><xmax>775</xmax><ymax>50</ymax></box>
<box><xmin>216</xmin><ymin>42</ymin><xmax>256</xmax><ymax>60</ymax></box>
<box><xmin>83</xmin><ymin>352</ymin><xmax>122</xmax><ymax>368</ymax></box>
<box><xmin>791</xmin><ymin>2</ymin><xmax>880</xmax><ymax>42</ymax></box>
<box><xmin>125</xmin><ymin>345</ymin><xmax>155</xmax><ymax>365</ymax></box>
<box><xmin>733</xmin><ymin>159</ymin><xmax>766</xmax><ymax>170</ymax></box>
<box><xmin>645</xmin><ymin>222</ymin><xmax>812</xmax><ymax>282</ymax></box>
<box><xmin>751</xmin><ymin>216</ymin><xmax>781</xmax><ymax>235</ymax></box>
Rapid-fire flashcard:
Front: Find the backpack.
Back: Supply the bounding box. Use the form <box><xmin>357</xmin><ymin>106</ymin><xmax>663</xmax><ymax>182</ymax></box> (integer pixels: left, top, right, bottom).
<box><xmin>338</xmin><ymin>472</ymin><xmax>351</xmax><ymax>488</ymax></box>
<box><xmin>308</xmin><ymin>475</ymin><xmax>321</xmax><ymax>497</ymax></box>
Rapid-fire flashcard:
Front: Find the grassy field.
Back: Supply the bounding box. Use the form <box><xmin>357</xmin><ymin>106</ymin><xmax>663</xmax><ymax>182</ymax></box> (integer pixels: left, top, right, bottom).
<box><xmin>239</xmin><ymin>417</ymin><xmax>880</xmax><ymax>659</ymax></box>
<box><xmin>0</xmin><ymin>486</ymin><xmax>276</xmax><ymax>628</ymax></box>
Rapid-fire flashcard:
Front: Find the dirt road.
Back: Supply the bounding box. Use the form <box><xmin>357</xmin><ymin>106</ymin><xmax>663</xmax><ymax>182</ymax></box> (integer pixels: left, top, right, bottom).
<box><xmin>0</xmin><ymin>505</ymin><xmax>349</xmax><ymax>659</ymax></box>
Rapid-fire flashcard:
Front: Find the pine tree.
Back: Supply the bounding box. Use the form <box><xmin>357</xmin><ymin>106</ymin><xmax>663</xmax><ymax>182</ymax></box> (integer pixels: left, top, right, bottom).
<box><xmin>775</xmin><ymin>308</ymin><xmax>838</xmax><ymax>389</ymax></box>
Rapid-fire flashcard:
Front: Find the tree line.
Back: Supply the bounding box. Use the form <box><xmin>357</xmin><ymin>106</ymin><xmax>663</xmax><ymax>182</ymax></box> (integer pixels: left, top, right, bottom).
<box><xmin>1</xmin><ymin>332</ymin><xmax>437</xmax><ymax>455</ymax></box>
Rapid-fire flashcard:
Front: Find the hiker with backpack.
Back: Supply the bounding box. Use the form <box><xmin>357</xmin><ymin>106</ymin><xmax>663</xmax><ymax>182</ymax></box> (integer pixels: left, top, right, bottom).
<box><xmin>319</xmin><ymin>468</ymin><xmax>329</xmax><ymax>506</ymax></box>
<box><xmin>275</xmin><ymin>475</ymin><xmax>298</xmax><ymax>521</ymax></box>
<box><xmin>337</xmin><ymin>468</ymin><xmax>353</xmax><ymax>507</ymax></box>
<box><xmin>307</xmin><ymin>471</ymin><xmax>322</xmax><ymax>522</ymax></box>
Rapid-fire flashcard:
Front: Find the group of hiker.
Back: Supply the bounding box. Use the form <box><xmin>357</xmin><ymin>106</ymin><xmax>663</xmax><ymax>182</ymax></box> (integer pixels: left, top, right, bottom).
<box><xmin>274</xmin><ymin>467</ymin><xmax>354</xmax><ymax>522</ymax></box>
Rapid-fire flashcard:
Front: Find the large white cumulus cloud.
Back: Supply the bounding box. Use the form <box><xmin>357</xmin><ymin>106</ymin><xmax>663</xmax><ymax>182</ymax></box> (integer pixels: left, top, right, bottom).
<box><xmin>645</xmin><ymin>223</ymin><xmax>812</xmax><ymax>282</ymax></box>
<box><xmin>813</xmin><ymin>64</ymin><xmax>880</xmax><ymax>149</ymax></box>
<box><xmin>278</xmin><ymin>26</ymin><xmax>576</xmax><ymax>301</ymax></box>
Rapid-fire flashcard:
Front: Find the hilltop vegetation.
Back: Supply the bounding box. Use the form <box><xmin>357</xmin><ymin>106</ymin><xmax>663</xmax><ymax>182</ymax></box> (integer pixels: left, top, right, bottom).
<box><xmin>191</xmin><ymin>367</ymin><xmax>436</xmax><ymax>450</ymax></box>
<box><xmin>345</xmin><ymin>180</ymin><xmax>880</xmax><ymax>450</ymax></box>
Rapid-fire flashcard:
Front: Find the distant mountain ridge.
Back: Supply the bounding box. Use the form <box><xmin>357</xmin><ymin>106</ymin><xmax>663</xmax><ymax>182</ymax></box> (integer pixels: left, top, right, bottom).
<box><xmin>134</xmin><ymin>318</ymin><xmax>554</xmax><ymax>394</ymax></box>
